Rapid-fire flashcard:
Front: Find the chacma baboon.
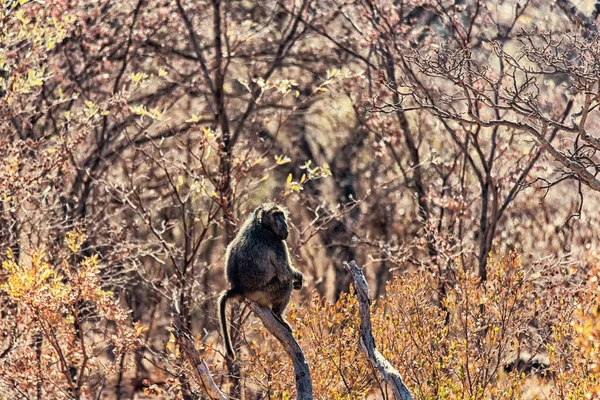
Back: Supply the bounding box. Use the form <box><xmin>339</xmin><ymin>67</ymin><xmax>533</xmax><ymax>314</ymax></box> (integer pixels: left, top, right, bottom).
<box><xmin>218</xmin><ymin>203</ymin><xmax>303</xmax><ymax>359</ymax></box>
<box><xmin>504</xmin><ymin>353</ymin><xmax>551</xmax><ymax>378</ymax></box>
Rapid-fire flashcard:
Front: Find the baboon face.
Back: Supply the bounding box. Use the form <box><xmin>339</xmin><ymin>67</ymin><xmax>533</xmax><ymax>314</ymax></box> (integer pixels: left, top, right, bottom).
<box><xmin>264</xmin><ymin>209</ymin><xmax>289</xmax><ymax>239</ymax></box>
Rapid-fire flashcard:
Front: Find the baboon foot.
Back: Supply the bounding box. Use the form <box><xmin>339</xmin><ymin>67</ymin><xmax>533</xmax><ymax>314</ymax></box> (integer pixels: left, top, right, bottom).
<box><xmin>272</xmin><ymin>311</ymin><xmax>293</xmax><ymax>332</ymax></box>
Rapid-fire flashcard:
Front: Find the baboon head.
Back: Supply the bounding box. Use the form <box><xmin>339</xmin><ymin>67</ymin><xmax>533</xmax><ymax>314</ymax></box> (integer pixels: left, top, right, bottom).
<box><xmin>257</xmin><ymin>203</ymin><xmax>289</xmax><ymax>240</ymax></box>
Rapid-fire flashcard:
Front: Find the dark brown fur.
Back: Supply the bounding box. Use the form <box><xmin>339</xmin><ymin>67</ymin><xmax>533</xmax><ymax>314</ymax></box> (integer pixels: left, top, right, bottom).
<box><xmin>218</xmin><ymin>203</ymin><xmax>303</xmax><ymax>359</ymax></box>
<box><xmin>504</xmin><ymin>353</ymin><xmax>552</xmax><ymax>378</ymax></box>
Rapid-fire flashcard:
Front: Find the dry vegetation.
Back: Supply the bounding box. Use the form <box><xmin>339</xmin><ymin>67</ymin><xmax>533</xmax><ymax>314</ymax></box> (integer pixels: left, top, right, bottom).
<box><xmin>1</xmin><ymin>0</ymin><xmax>600</xmax><ymax>398</ymax></box>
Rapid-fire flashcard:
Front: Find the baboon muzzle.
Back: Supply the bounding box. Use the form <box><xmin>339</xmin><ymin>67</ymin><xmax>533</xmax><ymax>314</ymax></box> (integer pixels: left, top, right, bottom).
<box><xmin>275</xmin><ymin>214</ymin><xmax>289</xmax><ymax>239</ymax></box>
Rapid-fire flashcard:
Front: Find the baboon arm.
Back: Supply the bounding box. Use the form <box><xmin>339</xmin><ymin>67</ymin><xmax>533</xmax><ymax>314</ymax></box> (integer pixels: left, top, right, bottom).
<box><xmin>268</xmin><ymin>250</ymin><xmax>292</xmax><ymax>281</ymax></box>
<box><xmin>292</xmin><ymin>270</ymin><xmax>303</xmax><ymax>290</ymax></box>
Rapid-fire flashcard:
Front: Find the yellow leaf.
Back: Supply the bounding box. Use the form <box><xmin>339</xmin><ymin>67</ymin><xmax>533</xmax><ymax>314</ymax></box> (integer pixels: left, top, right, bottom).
<box><xmin>275</xmin><ymin>155</ymin><xmax>291</xmax><ymax>165</ymax></box>
<box><xmin>66</xmin><ymin>229</ymin><xmax>86</xmax><ymax>253</ymax></box>
<box><xmin>166</xmin><ymin>333</ymin><xmax>176</xmax><ymax>353</ymax></box>
<box><xmin>186</xmin><ymin>114</ymin><xmax>201</xmax><ymax>123</ymax></box>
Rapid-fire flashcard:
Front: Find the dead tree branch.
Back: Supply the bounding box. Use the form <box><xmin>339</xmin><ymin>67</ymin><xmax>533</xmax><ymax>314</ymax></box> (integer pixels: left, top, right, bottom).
<box><xmin>171</xmin><ymin>325</ymin><xmax>227</xmax><ymax>400</ymax></box>
<box><xmin>247</xmin><ymin>302</ymin><xmax>313</xmax><ymax>400</ymax></box>
<box><xmin>344</xmin><ymin>260</ymin><xmax>413</xmax><ymax>400</ymax></box>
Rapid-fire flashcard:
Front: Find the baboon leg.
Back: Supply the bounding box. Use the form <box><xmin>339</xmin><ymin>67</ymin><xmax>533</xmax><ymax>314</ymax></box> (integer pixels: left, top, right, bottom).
<box><xmin>272</xmin><ymin>312</ymin><xmax>293</xmax><ymax>332</ymax></box>
<box><xmin>245</xmin><ymin>278</ymin><xmax>286</xmax><ymax>307</ymax></box>
<box><xmin>271</xmin><ymin>286</ymin><xmax>293</xmax><ymax>332</ymax></box>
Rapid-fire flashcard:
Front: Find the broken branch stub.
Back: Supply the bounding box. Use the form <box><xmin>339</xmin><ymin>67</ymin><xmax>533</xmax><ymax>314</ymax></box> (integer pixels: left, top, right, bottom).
<box><xmin>248</xmin><ymin>302</ymin><xmax>313</xmax><ymax>400</ymax></box>
<box><xmin>344</xmin><ymin>260</ymin><xmax>414</xmax><ymax>400</ymax></box>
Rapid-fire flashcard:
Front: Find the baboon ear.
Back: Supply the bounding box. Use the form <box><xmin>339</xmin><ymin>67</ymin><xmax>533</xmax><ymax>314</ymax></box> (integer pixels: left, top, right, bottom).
<box><xmin>254</xmin><ymin>206</ymin><xmax>264</xmax><ymax>222</ymax></box>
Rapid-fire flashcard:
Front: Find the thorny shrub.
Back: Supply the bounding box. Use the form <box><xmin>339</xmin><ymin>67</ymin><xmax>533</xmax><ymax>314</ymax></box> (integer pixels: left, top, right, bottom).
<box><xmin>228</xmin><ymin>251</ymin><xmax>598</xmax><ymax>399</ymax></box>
<box><xmin>0</xmin><ymin>230</ymin><xmax>144</xmax><ymax>399</ymax></box>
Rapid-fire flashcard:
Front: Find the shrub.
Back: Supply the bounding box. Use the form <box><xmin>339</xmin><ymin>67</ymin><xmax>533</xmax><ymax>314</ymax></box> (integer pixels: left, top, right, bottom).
<box><xmin>0</xmin><ymin>230</ymin><xmax>144</xmax><ymax>399</ymax></box>
<box><xmin>236</xmin><ymin>251</ymin><xmax>597</xmax><ymax>399</ymax></box>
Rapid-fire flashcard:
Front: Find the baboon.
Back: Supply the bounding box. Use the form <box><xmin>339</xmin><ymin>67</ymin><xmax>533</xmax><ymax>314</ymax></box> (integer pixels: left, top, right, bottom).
<box><xmin>504</xmin><ymin>353</ymin><xmax>552</xmax><ymax>378</ymax></box>
<box><xmin>218</xmin><ymin>203</ymin><xmax>303</xmax><ymax>359</ymax></box>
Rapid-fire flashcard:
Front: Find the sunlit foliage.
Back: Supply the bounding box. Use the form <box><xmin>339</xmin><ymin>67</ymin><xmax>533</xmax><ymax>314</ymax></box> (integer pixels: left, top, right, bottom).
<box><xmin>0</xmin><ymin>230</ymin><xmax>143</xmax><ymax>398</ymax></box>
<box><xmin>238</xmin><ymin>252</ymin><xmax>598</xmax><ymax>399</ymax></box>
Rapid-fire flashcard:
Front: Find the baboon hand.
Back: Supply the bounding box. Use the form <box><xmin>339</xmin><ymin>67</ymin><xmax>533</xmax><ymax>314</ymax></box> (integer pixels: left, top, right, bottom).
<box><xmin>292</xmin><ymin>271</ymin><xmax>303</xmax><ymax>290</ymax></box>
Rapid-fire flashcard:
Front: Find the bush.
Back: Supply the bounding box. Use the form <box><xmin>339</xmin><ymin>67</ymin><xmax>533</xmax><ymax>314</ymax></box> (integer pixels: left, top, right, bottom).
<box><xmin>0</xmin><ymin>230</ymin><xmax>144</xmax><ymax>398</ymax></box>
<box><xmin>235</xmin><ymin>252</ymin><xmax>598</xmax><ymax>399</ymax></box>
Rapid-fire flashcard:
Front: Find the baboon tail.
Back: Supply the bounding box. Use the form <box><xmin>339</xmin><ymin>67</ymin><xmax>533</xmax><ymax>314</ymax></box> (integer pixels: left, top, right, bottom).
<box><xmin>218</xmin><ymin>289</ymin><xmax>239</xmax><ymax>360</ymax></box>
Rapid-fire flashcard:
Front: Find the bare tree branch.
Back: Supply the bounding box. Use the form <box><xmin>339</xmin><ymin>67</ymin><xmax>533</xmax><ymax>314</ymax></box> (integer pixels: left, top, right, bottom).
<box><xmin>344</xmin><ymin>260</ymin><xmax>413</xmax><ymax>400</ymax></box>
<box><xmin>171</xmin><ymin>325</ymin><xmax>227</xmax><ymax>400</ymax></box>
<box><xmin>247</xmin><ymin>302</ymin><xmax>313</xmax><ymax>400</ymax></box>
